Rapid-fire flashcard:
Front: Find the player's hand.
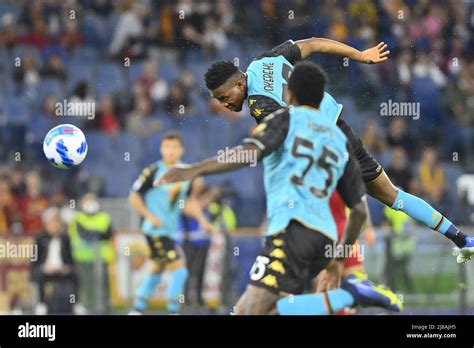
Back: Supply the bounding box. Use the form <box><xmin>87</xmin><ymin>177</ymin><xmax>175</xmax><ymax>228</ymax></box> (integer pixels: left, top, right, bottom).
<box><xmin>146</xmin><ymin>213</ymin><xmax>162</xmax><ymax>228</ymax></box>
<box><xmin>363</xmin><ymin>226</ymin><xmax>376</xmax><ymax>247</ymax></box>
<box><xmin>359</xmin><ymin>42</ymin><xmax>389</xmax><ymax>64</ymax></box>
<box><xmin>316</xmin><ymin>259</ymin><xmax>344</xmax><ymax>292</ymax></box>
<box><xmin>154</xmin><ymin>165</ymin><xmax>200</xmax><ymax>185</ymax></box>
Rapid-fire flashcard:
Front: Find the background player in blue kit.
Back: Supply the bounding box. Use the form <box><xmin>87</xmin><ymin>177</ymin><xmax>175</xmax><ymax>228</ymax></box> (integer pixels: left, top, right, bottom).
<box><xmin>158</xmin><ymin>62</ymin><xmax>402</xmax><ymax>315</ymax></box>
<box><xmin>203</xmin><ymin>37</ymin><xmax>474</xmax><ymax>264</ymax></box>
<box><xmin>128</xmin><ymin>133</ymin><xmax>212</xmax><ymax>314</ymax></box>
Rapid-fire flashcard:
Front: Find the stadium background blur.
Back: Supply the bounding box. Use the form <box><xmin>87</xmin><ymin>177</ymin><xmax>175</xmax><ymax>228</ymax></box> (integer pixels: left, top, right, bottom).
<box><xmin>0</xmin><ymin>0</ymin><xmax>473</xmax><ymax>314</ymax></box>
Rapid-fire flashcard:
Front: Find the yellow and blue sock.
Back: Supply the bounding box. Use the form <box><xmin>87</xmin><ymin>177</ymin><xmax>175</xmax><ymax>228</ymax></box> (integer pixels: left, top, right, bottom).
<box><xmin>134</xmin><ymin>273</ymin><xmax>162</xmax><ymax>312</ymax></box>
<box><xmin>391</xmin><ymin>189</ymin><xmax>467</xmax><ymax>247</ymax></box>
<box><xmin>167</xmin><ymin>267</ymin><xmax>188</xmax><ymax>313</ymax></box>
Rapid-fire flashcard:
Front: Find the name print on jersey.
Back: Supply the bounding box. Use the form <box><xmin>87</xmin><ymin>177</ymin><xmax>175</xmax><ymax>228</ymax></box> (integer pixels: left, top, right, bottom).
<box><xmin>262</xmin><ymin>62</ymin><xmax>274</xmax><ymax>92</ymax></box>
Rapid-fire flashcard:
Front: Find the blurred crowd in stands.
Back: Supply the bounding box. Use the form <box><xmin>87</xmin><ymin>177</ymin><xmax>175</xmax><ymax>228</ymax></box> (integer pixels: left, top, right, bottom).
<box><xmin>0</xmin><ymin>0</ymin><xmax>473</xmax><ymax>235</ymax></box>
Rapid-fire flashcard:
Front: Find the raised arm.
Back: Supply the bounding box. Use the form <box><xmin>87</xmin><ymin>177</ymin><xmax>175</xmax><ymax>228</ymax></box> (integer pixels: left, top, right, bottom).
<box><xmin>156</xmin><ymin>143</ymin><xmax>263</xmax><ymax>185</ymax></box>
<box><xmin>295</xmin><ymin>38</ymin><xmax>389</xmax><ymax>64</ymax></box>
<box><xmin>157</xmin><ymin>108</ymin><xmax>290</xmax><ymax>185</ymax></box>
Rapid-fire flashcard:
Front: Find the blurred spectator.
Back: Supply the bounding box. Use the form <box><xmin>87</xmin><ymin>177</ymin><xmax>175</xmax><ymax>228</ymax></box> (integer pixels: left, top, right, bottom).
<box><xmin>0</xmin><ymin>13</ymin><xmax>20</xmax><ymax>49</ymax></box>
<box><xmin>385</xmin><ymin>147</ymin><xmax>413</xmax><ymax>192</ymax></box>
<box><xmin>31</xmin><ymin>207</ymin><xmax>83</xmax><ymax>315</ymax></box>
<box><xmin>134</xmin><ymin>60</ymin><xmax>169</xmax><ymax>105</ymax></box>
<box><xmin>260</xmin><ymin>0</ymin><xmax>283</xmax><ymax>45</ymax></box>
<box><xmin>216</xmin><ymin>0</ymin><xmax>236</xmax><ymax>34</ymax></box>
<box><xmin>71</xmin><ymin>81</ymin><xmax>94</xmax><ymax>104</ymax></box>
<box><xmin>108</xmin><ymin>2</ymin><xmax>148</xmax><ymax>59</ymax></box>
<box><xmin>90</xmin><ymin>0</ymin><xmax>114</xmax><ymax>17</ymax></box>
<box><xmin>202</xmin><ymin>16</ymin><xmax>228</xmax><ymax>56</ymax></box>
<box><xmin>179</xmin><ymin>0</ymin><xmax>211</xmax><ymax>51</ymax></box>
<box><xmin>22</xmin><ymin>18</ymin><xmax>51</xmax><ymax>51</ymax></box>
<box><xmin>412</xmin><ymin>52</ymin><xmax>447</xmax><ymax>88</ymax></box>
<box><xmin>386</xmin><ymin>118</ymin><xmax>418</xmax><ymax>161</ymax></box>
<box><xmin>50</xmin><ymin>188</ymin><xmax>75</xmax><ymax>224</ymax></box>
<box><xmin>40</xmin><ymin>54</ymin><xmax>67</xmax><ymax>81</ymax></box>
<box><xmin>206</xmin><ymin>184</ymin><xmax>237</xmax><ymax>233</ymax></box>
<box><xmin>203</xmin><ymin>183</ymin><xmax>237</xmax><ymax>308</ymax></box>
<box><xmin>9</xmin><ymin>167</ymin><xmax>26</xmax><ymax>196</ymax></box>
<box><xmin>383</xmin><ymin>206</ymin><xmax>415</xmax><ymax>293</ymax></box>
<box><xmin>126</xmin><ymin>96</ymin><xmax>162</xmax><ymax>138</ymax></box>
<box><xmin>165</xmin><ymin>73</ymin><xmax>196</xmax><ymax>117</ymax></box>
<box><xmin>361</xmin><ymin>120</ymin><xmax>386</xmax><ymax>158</ymax></box>
<box><xmin>0</xmin><ymin>176</ymin><xmax>17</xmax><ymax>235</ymax></box>
<box><xmin>150</xmin><ymin>3</ymin><xmax>178</xmax><ymax>47</ymax></box>
<box><xmin>13</xmin><ymin>53</ymin><xmax>40</xmax><ymax>88</ymax></box>
<box><xmin>69</xmin><ymin>81</ymin><xmax>95</xmax><ymax>124</ymax></box>
<box><xmin>396</xmin><ymin>49</ymin><xmax>413</xmax><ymax>99</ymax></box>
<box><xmin>180</xmin><ymin>183</ymin><xmax>236</xmax><ymax>310</ymax></box>
<box><xmin>179</xmin><ymin>71</ymin><xmax>196</xmax><ymax>91</ymax></box>
<box><xmin>180</xmin><ymin>186</ymin><xmax>218</xmax><ymax>309</ymax></box>
<box><xmin>409</xmin><ymin>5</ymin><xmax>445</xmax><ymax>41</ymax></box>
<box><xmin>16</xmin><ymin>171</ymin><xmax>49</xmax><ymax>236</ymax></box>
<box><xmin>59</xmin><ymin>19</ymin><xmax>83</xmax><ymax>51</ymax></box>
<box><xmin>446</xmin><ymin>37</ymin><xmax>466</xmax><ymax>77</ymax></box>
<box><xmin>417</xmin><ymin>147</ymin><xmax>446</xmax><ymax>205</ymax></box>
<box><xmin>68</xmin><ymin>193</ymin><xmax>114</xmax><ymax>313</ymax></box>
<box><xmin>328</xmin><ymin>7</ymin><xmax>349</xmax><ymax>42</ymax></box>
<box><xmin>348</xmin><ymin>0</ymin><xmax>377</xmax><ymax>30</ymax></box>
<box><xmin>27</xmin><ymin>96</ymin><xmax>60</xmax><ymax>148</ymax></box>
<box><xmin>352</xmin><ymin>11</ymin><xmax>377</xmax><ymax>43</ymax></box>
<box><xmin>93</xmin><ymin>95</ymin><xmax>121</xmax><ymax>134</ymax></box>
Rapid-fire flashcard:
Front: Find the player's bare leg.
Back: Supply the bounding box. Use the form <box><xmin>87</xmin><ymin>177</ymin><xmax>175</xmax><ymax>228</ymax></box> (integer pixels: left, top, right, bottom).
<box><xmin>365</xmin><ymin>171</ymin><xmax>397</xmax><ymax>206</ymax></box>
<box><xmin>149</xmin><ymin>260</ymin><xmax>166</xmax><ymax>274</ymax></box>
<box><xmin>233</xmin><ymin>285</ymin><xmax>279</xmax><ymax>315</ymax></box>
<box><xmin>165</xmin><ymin>259</ymin><xmax>186</xmax><ymax>272</ymax></box>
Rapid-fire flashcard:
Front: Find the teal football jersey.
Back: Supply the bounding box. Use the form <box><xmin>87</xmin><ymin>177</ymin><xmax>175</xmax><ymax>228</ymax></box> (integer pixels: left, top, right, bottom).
<box><xmin>244</xmin><ymin>106</ymin><xmax>358</xmax><ymax>241</ymax></box>
<box><xmin>246</xmin><ymin>40</ymin><xmax>343</xmax><ymax>124</ymax></box>
<box><xmin>132</xmin><ymin>160</ymin><xmax>191</xmax><ymax>238</ymax></box>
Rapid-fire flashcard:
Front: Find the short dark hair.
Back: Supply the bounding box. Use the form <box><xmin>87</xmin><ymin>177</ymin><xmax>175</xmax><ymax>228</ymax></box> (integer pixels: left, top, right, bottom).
<box><xmin>204</xmin><ymin>61</ymin><xmax>239</xmax><ymax>90</ymax></box>
<box><xmin>162</xmin><ymin>132</ymin><xmax>184</xmax><ymax>146</ymax></box>
<box><xmin>288</xmin><ymin>61</ymin><xmax>327</xmax><ymax>108</ymax></box>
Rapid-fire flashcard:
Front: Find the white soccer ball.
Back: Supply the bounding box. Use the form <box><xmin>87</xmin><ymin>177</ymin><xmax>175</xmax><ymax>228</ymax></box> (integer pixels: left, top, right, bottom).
<box><xmin>43</xmin><ymin>124</ymin><xmax>88</xmax><ymax>169</ymax></box>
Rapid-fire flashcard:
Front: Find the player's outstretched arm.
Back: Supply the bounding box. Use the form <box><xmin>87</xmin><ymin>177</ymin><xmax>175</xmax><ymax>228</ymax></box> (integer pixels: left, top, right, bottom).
<box><xmin>295</xmin><ymin>38</ymin><xmax>389</xmax><ymax>64</ymax></box>
<box><xmin>156</xmin><ymin>143</ymin><xmax>263</xmax><ymax>185</ymax></box>
<box><xmin>158</xmin><ymin>109</ymin><xmax>289</xmax><ymax>185</ymax></box>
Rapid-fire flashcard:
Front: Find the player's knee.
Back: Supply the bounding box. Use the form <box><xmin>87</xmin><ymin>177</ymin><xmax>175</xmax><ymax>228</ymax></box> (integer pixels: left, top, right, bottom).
<box><xmin>166</xmin><ymin>259</ymin><xmax>186</xmax><ymax>272</ymax></box>
<box><xmin>367</xmin><ymin>173</ymin><xmax>398</xmax><ymax>206</ymax></box>
<box><xmin>149</xmin><ymin>261</ymin><xmax>164</xmax><ymax>274</ymax></box>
